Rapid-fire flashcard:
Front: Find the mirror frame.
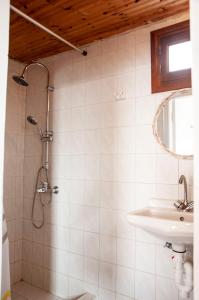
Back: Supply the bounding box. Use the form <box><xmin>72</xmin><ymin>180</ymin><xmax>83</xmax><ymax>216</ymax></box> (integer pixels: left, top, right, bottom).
<box><xmin>152</xmin><ymin>88</ymin><xmax>193</xmax><ymax>159</ymax></box>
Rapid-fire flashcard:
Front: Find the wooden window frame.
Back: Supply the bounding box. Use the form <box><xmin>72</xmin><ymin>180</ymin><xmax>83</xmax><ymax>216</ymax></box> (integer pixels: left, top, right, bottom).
<box><xmin>151</xmin><ymin>20</ymin><xmax>191</xmax><ymax>93</ymax></box>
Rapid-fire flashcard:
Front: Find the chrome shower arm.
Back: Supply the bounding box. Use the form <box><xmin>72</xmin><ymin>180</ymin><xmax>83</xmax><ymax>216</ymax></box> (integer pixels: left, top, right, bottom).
<box><xmin>21</xmin><ymin>62</ymin><xmax>50</xmax><ymax>87</ymax></box>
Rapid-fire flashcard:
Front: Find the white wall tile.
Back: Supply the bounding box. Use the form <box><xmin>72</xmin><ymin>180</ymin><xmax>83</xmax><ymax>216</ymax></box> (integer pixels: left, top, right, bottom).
<box><xmin>116</xmin><ymin>211</ymin><xmax>135</xmax><ymax>240</ymax></box>
<box><xmin>100</xmin><ymin>236</ymin><xmax>116</xmax><ymax>264</ymax></box>
<box><xmin>155</xmin><ymin>184</ymin><xmax>179</xmax><ymax>200</ymax></box>
<box><xmin>84</xmin><ymin>257</ymin><xmax>99</xmax><ymax>285</ymax></box>
<box><xmin>68</xmin><ymin>278</ymin><xmax>85</xmax><ymax>299</ymax></box>
<box><xmin>84</xmin><ymin>232</ymin><xmax>100</xmax><ymax>259</ymax></box>
<box><xmin>32</xmin><ymin>243</ymin><xmax>44</xmax><ymax>266</ymax></box>
<box><xmin>68</xmin><ymin>253</ymin><xmax>84</xmax><ymax>280</ymax></box>
<box><xmin>116</xmin><ymin>266</ymin><xmax>134</xmax><ymax>298</ymax></box>
<box><xmin>136</xmin><ymin>42</ymin><xmax>151</xmax><ymax>67</ymax></box>
<box><xmin>135</xmin><ymin>183</ymin><xmax>155</xmax><ymax>209</ymax></box>
<box><xmin>99</xmin><ymin>262</ymin><xmax>116</xmax><ymax>291</ymax></box>
<box><xmin>155</xmin><ymin>246</ymin><xmax>175</xmax><ymax>279</ymax></box>
<box><xmin>99</xmin><ymin>288</ymin><xmax>115</xmax><ymax>300</ymax></box>
<box><xmin>135</xmin><ymin>155</ymin><xmax>156</xmax><ymax>183</ymax></box>
<box><xmin>31</xmin><ymin>265</ymin><xmax>44</xmax><ymax>289</ymax></box>
<box><xmin>99</xmin><ymin>128</ymin><xmax>117</xmax><ymax>154</ymax></box>
<box><xmin>100</xmin><ymin>209</ymin><xmax>117</xmax><ymax>236</ymax></box>
<box><xmin>43</xmin><ymin>246</ymin><xmax>56</xmax><ymax>271</ymax></box>
<box><xmin>22</xmin><ymin>262</ymin><xmax>32</xmax><ymax>285</ymax></box>
<box><xmin>43</xmin><ymin>269</ymin><xmax>56</xmax><ymax>294</ymax></box>
<box><xmin>135</xmin><ymin>66</ymin><xmax>151</xmax><ymax>97</ymax></box>
<box><xmin>135</xmin><ymin>125</ymin><xmax>156</xmax><ymax>154</ymax></box>
<box><xmin>156</xmin><ymin>276</ymin><xmax>178</xmax><ymax>300</ymax></box>
<box><xmin>135</xmin><ymin>227</ymin><xmax>156</xmax><ymax>244</ymax></box>
<box><xmin>179</xmin><ymin>159</ymin><xmax>193</xmax><ymax>186</ymax></box>
<box><xmin>135</xmin><ymin>271</ymin><xmax>155</xmax><ymax>300</ymax></box>
<box><xmin>56</xmin><ymin>226</ymin><xmax>69</xmax><ymax>251</ymax></box>
<box><xmin>117</xmin><ymin>239</ymin><xmax>135</xmax><ymax>268</ymax></box>
<box><xmin>117</xmin><ymin>127</ymin><xmax>135</xmax><ymax>154</ymax></box>
<box><xmin>156</xmin><ymin>154</ymin><xmax>179</xmax><ymax>185</ymax></box>
<box><xmin>135</xmin><ymin>242</ymin><xmax>155</xmax><ymax>274</ymax></box>
<box><xmin>69</xmin><ymin>229</ymin><xmax>83</xmax><ymax>255</ymax></box>
<box><xmin>116</xmin><ymin>295</ymin><xmax>131</xmax><ymax>300</ymax></box>
<box><xmin>22</xmin><ymin>240</ymin><xmax>32</xmax><ymax>263</ymax></box>
<box><xmin>56</xmin><ymin>250</ymin><xmax>68</xmax><ymax>275</ymax></box>
<box><xmin>55</xmin><ymin>273</ymin><xmax>69</xmax><ymax>298</ymax></box>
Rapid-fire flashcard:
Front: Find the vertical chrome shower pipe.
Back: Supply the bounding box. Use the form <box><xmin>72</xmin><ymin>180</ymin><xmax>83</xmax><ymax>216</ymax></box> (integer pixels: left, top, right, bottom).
<box><xmin>21</xmin><ymin>62</ymin><xmax>52</xmax><ymax>169</ymax></box>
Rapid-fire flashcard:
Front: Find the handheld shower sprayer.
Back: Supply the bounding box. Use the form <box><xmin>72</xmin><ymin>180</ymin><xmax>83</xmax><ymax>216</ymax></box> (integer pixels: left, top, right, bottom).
<box><xmin>27</xmin><ymin>115</ymin><xmax>38</xmax><ymax>125</ymax></box>
<box><xmin>27</xmin><ymin>115</ymin><xmax>43</xmax><ymax>137</ymax></box>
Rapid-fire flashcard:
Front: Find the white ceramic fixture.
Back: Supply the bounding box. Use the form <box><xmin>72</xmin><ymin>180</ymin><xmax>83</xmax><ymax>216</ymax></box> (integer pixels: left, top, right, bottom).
<box><xmin>127</xmin><ymin>199</ymin><xmax>193</xmax><ymax>299</ymax></box>
<box><xmin>127</xmin><ymin>199</ymin><xmax>193</xmax><ymax>244</ymax></box>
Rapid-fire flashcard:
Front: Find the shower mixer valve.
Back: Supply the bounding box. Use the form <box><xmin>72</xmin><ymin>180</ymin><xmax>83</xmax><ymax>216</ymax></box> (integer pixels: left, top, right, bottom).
<box><xmin>41</xmin><ymin>130</ymin><xmax>53</xmax><ymax>142</ymax></box>
<box><xmin>37</xmin><ymin>181</ymin><xmax>59</xmax><ymax>194</ymax></box>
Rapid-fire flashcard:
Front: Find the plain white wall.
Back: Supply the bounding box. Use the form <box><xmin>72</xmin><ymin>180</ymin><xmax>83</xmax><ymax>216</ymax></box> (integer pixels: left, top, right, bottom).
<box><xmin>190</xmin><ymin>1</ymin><xmax>199</xmax><ymax>299</ymax></box>
<box><xmin>0</xmin><ymin>0</ymin><xmax>10</xmax><ymax>293</ymax></box>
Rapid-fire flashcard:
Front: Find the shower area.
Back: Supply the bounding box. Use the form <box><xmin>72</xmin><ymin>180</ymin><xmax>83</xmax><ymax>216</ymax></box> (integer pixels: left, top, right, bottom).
<box><xmin>4</xmin><ymin>59</ymin><xmax>60</xmax><ymax>299</ymax></box>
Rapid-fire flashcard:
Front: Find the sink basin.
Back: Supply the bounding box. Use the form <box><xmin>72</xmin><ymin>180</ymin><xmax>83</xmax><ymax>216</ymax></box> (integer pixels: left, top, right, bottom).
<box><xmin>127</xmin><ymin>205</ymin><xmax>193</xmax><ymax>244</ymax></box>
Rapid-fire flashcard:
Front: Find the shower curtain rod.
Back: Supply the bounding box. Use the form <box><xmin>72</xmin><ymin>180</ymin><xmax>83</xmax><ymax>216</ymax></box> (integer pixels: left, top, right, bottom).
<box><xmin>10</xmin><ymin>4</ymin><xmax>87</xmax><ymax>56</ymax></box>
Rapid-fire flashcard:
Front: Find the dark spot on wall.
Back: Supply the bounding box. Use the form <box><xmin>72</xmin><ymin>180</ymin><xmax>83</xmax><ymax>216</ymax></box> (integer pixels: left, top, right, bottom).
<box><xmin>159</xmin><ymin>7</ymin><xmax>167</xmax><ymax>12</ymax></box>
<box><xmin>63</xmin><ymin>5</ymin><xmax>72</xmax><ymax>10</ymax></box>
<box><xmin>46</xmin><ymin>0</ymin><xmax>56</xmax><ymax>4</ymax></box>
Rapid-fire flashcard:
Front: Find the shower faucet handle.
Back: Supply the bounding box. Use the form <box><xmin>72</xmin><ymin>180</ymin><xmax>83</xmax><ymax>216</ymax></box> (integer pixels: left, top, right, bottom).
<box><xmin>37</xmin><ymin>180</ymin><xmax>49</xmax><ymax>193</ymax></box>
<box><xmin>47</xmin><ymin>130</ymin><xmax>53</xmax><ymax>136</ymax></box>
<box><xmin>52</xmin><ymin>185</ymin><xmax>59</xmax><ymax>194</ymax></box>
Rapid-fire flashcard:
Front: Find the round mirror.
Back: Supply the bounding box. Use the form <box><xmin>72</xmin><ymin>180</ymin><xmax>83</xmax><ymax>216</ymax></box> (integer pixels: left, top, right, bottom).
<box><xmin>153</xmin><ymin>89</ymin><xmax>193</xmax><ymax>159</ymax></box>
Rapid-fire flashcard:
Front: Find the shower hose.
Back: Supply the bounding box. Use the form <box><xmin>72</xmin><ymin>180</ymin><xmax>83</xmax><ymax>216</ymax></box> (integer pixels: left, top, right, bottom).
<box><xmin>31</xmin><ymin>166</ymin><xmax>51</xmax><ymax>229</ymax></box>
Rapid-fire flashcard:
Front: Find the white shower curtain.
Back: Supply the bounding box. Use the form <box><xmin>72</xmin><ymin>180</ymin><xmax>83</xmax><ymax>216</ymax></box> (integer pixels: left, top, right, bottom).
<box><xmin>1</xmin><ymin>213</ymin><xmax>11</xmax><ymax>300</ymax></box>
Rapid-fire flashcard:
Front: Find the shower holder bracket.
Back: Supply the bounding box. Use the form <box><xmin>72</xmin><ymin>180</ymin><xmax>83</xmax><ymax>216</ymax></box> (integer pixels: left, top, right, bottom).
<box><xmin>48</xmin><ymin>85</ymin><xmax>54</xmax><ymax>92</ymax></box>
<box><xmin>41</xmin><ymin>130</ymin><xmax>53</xmax><ymax>142</ymax></box>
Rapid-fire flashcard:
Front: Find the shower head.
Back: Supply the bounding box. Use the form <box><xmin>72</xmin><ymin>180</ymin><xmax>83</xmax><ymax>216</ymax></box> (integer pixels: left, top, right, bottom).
<box><xmin>12</xmin><ymin>75</ymin><xmax>29</xmax><ymax>87</ymax></box>
<box><xmin>27</xmin><ymin>115</ymin><xmax>38</xmax><ymax>125</ymax></box>
<box><xmin>12</xmin><ymin>62</ymin><xmax>50</xmax><ymax>89</ymax></box>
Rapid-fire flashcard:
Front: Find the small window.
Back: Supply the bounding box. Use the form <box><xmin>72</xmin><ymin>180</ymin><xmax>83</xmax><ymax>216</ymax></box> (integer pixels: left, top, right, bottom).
<box><xmin>151</xmin><ymin>21</ymin><xmax>191</xmax><ymax>93</ymax></box>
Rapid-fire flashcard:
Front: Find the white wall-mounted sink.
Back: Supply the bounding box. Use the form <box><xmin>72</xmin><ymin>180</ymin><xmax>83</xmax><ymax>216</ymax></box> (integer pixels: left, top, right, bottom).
<box><xmin>127</xmin><ymin>200</ymin><xmax>193</xmax><ymax>244</ymax></box>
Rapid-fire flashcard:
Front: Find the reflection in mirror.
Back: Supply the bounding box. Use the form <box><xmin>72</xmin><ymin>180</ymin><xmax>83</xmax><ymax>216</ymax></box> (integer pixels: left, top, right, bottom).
<box><xmin>153</xmin><ymin>89</ymin><xmax>193</xmax><ymax>159</ymax></box>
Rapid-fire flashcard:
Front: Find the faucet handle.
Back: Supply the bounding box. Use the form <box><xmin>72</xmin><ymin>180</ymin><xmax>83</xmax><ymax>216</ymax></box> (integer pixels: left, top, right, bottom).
<box><xmin>184</xmin><ymin>201</ymin><xmax>194</xmax><ymax>212</ymax></box>
<box><xmin>173</xmin><ymin>200</ymin><xmax>184</xmax><ymax>210</ymax></box>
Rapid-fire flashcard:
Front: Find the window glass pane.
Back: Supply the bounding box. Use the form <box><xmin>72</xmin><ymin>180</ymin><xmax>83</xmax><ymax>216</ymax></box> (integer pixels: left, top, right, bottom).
<box><xmin>169</xmin><ymin>41</ymin><xmax>192</xmax><ymax>72</ymax></box>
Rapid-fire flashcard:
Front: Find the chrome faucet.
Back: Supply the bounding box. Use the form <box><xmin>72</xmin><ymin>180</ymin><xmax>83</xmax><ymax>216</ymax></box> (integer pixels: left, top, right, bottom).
<box><xmin>179</xmin><ymin>175</ymin><xmax>188</xmax><ymax>207</ymax></box>
<box><xmin>174</xmin><ymin>175</ymin><xmax>193</xmax><ymax>211</ymax></box>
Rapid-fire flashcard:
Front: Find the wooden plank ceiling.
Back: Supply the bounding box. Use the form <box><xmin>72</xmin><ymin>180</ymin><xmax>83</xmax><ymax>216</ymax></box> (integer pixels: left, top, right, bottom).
<box><xmin>10</xmin><ymin>0</ymin><xmax>189</xmax><ymax>62</ymax></box>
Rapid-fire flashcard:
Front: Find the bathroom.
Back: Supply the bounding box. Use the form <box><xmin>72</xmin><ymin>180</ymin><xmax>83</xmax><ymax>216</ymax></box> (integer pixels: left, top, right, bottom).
<box><xmin>0</xmin><ymin>1</ymin><xmax>198</xmax><ymax>300</ymax></box>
